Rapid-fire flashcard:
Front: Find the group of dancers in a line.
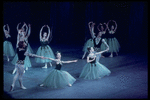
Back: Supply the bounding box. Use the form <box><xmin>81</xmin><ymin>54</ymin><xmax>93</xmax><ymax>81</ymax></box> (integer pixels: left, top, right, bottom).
<box><xmin>3</xmin><ymin>20</ymin><xmax>120</xmax><ymax>92</ymax></box>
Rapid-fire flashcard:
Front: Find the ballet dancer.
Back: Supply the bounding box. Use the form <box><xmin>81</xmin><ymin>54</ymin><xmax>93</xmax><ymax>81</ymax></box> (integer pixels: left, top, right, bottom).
<box><xmin>3</xmin><ymin>24</ymin><xmax>15</xmax><ymax>62</ymax></box>
<box><xmin>39</xmin><ymin>51</ymin><xmax>77</xmax><ymax>88</ymax></box>
<box><xmin>82</xmin><ymin>21</ymin><xmax>95</xmax><ymax>59</ymax></box>
<box><xmin>90</xmin><ymin>22</ymin><xmax>109</xmax><ymax>62</ymax></box>
<box><xmin>11</xmin><ymin>22</ymin><xmax>32</xmax><ymax>74</ymax></box>
<box><xmin>35</xmin><ymin>25</ymin><xmax>55</xmax><ymax>68</ymax></box>
<box><xmin>107</xmin><ymin>20</ymin><xmax>120</xmax><ymax>57</ymax></box>
<box><xmin>10</xmin><ymin>41</ymin><xmax>28</xmax><ymax>91</ymax></box>
<box><xmin>79</xmin><ymin>46</ymin><xmax>111</xmax><ymax>80</ymax></box>
<box><xmin>97</xmin><ymin>22</ymin><xmax>108</xmax><ymax>57</ymax></box>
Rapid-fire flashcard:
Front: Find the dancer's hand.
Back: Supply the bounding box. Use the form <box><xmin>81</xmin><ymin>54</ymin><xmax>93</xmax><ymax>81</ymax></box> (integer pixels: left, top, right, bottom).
<box><xmin>41</xmin><ymin>56</ymin><xmax>44</xmax><ymax>59</ymax></box>
<box><xmin>73</xmin><ymin>60</ymin><xmax>78</xmax><ymax>62</ymax></box>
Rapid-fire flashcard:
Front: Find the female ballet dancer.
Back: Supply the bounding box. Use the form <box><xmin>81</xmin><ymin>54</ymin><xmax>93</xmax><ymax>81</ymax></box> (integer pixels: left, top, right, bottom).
<box><xmin>90</xmin><ymin>22</ymin><xmax>109</xmax><ymax>62</ymax></box>
<box><xmin>39</xmin><ymin>51</ymin><xmax>77</xmax><ymax>88</ymax></box>
<box><xmin>107</xmin><ymin>20</ymin><xmax>120</xmax><ymax>57</ymax></box>
<box><xmin>35</xmin><ymin>25</ymin><xmax>55</xmax><ymax>68</ymax></box>
<box><xmin>10</xmin><ymin>41</ymin><xmax>28</xmax><ymax>91</ymax></box>
<box><xmin>3</xmin><ymin>24</ymin><xmax>15</xmax><ymax>62</ymax></box>
<box><xmin>11</xmin><ymin>23</ymin><xmax>32</xmax><ymax>74</ymax></box>
<box><xmin>79</xmin><ymin>46</ymin><xmax>111</xmax><ymax>80</ymax></box>
<box><xmin>82</xmin><ymin>21</ymin><xmax>95</xmax><ymax>59</ymax></box>
<box><xmin>97</xmin><ymin>22</ymin><xmax>108</xmax><ymax>57</ymax></box>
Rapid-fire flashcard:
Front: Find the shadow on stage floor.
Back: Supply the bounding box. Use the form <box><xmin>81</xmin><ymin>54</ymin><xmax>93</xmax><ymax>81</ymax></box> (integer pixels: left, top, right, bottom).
<box><xmin>3</xmin><ymin>45</ymin><xmax>148</xmax><ymax>99</ymax></box>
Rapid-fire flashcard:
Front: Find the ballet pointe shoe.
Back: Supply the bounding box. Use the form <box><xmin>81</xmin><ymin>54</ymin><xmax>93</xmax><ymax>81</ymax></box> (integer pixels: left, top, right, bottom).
<box><xmin>68</xmin><ymin>83</ymin><xmax>72</xmax><ymax>87</ymax></box>
<box><xmin>21</xmin><ymin>86</ymin><xmax>27</xmax><ymax>90</ymax></box>
<box><xmin>109</xmin><ymin>53</ymin><xmax>113</xmax><ymax>57</ymax></box>
<box><xmin>25</xmin><ymin>67</ymin><xmax>28</xmax><ymax>70</ymax></box>
<box><xmin>12</xmin><ymin>68</ymin><xmax>16</xmax><ymax>74</ymax></box>
<box><xmin>9</xmin><ymin>85</ymin><xmax>14</xmax><ymax>92</ymax></box>
<box><xmin>42</xmin><ymin>63</ymin><xmax>47</xmax><ymax>68</ymax></box>
<box><xmin>40</xmin><ymin>84</ymin><xmax>44</xmax><ymax>87</ymax></box>
<box><xmin>7</xmin><ymin>58</ymin><xmax>10</xmax><ymax>62</ymax></box>
<box><xmin>19</xmin><ymin>80</ymin><xmax>27</xmax><ymax>90</ymax></box>
<box><xmin>49</xmin><ymin>62</ymin><xmax>52</xmax><ymax>67</ymax></box>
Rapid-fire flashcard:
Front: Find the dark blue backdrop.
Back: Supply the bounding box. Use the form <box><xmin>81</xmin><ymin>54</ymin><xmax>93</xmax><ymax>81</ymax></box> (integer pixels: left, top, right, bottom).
<box><xmin>3</xmin><ymin>1</ymin><xmax>148</xmax><ymax>54</ymax></box>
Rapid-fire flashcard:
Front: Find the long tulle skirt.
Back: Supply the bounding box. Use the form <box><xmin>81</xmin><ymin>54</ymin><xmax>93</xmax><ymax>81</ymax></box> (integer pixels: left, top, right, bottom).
<box><xmin>41</xmin><ymin>69</ymin><xmax>76</xmax><ymax>88</ymax></box>
<box><xmin>35</xmin><ymin>45</ymin><xmax>55</xmax><ymax>63</ymax></box>
<box><xmin>79</xmin><ymin>62</ymin><xmax>111</xmax><ymax>80</ymax></box>
<box><xmin>11</xmin><ymin>54</ymin><xmax>32</xmax><ymax>68</ymax></box>
<box><xmin>27</xmin><ymin>43</ymin><xmax>34</xmax><ymax>53</ymax></box>
<box><xmin>108</xmin><ymin>37</ymin><xmax>120</xmax><ymax>53</ymax></box>
<box><xmin>82</xmin><ymin>39</ymin><xmax>94</xmax><ymax>52</ymax></box>
<box><xmin>3</xmin><ymin>41</ymin><xmax>15</xmax><ymax>56</ymax></box>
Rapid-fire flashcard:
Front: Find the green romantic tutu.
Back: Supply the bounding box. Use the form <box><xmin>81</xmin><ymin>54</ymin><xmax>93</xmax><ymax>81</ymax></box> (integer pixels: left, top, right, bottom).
<box><xmin>11</xmin><ymin>54</ymin><xmax>32</xmax><ymax>68</ymax></box>
<box><xmin>35</xmin><ymin>45</ymin><xmax>55</xmax><ymax>63</ymax></box>
<box><xmin>79</xmin><ymin>61</ymin><xmax>111</xmax><ymax>80</ymax></box>
<box><xmin>108</xmin><ymin>37</ymin><xmax>120</xmax><ymax>53</ymax></box>
<box><xmin>27</xmin><ymin>43</ymin><xmax>34</xmax><ymax>53</ymax></box>
<box><xmin>41</xmin><ymin>65</ymin><xmax>76</xmax><ymax>88</ymax></box>
<box><xmin>82</xmin><ymin>39</ymin><xmax>94</xmax><ymax>52</ymax></box>
<box><xmin>3</xmin><ymin>41</ymin><xmax>15</xmax><ymax>56</ymax></box>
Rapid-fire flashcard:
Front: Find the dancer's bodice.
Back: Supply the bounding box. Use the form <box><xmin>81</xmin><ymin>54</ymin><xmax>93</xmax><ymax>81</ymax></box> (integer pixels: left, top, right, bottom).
<box><xmin>89</xmin><ymin>57</ymin><xmax>96</xmax><ymax>64</ymax></box>
<box><xmin>93</xmin><ymin>37</ymin><xmax>103</xmax><ymax>48</ymax></box>
<box><xmin>55</xmin><ymin>63</ymin><xmax>62</xmax><ymax>70</ymax></box>
<box><xmin>40</xmin><ymin>41</ymin><xmax>49</xmax><ymax>47</ymax></box>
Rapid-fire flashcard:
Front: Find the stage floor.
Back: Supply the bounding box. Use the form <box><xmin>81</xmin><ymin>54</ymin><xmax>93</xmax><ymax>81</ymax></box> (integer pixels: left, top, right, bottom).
<box><xmin>3</xmin><ymin>45</ymin><xmax>148</xmax><ymax>99</ymax></box>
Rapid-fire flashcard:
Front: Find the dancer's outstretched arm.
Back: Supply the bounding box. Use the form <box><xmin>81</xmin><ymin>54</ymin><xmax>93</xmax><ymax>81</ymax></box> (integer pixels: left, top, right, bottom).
<box><xmin>62</xmin><ymin>60</ymin><xmax>78</xmax><ymax>64</ymax></box>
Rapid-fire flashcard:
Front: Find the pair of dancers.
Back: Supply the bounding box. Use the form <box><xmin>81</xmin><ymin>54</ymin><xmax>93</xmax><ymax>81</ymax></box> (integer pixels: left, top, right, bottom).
<box><xmin>82</xmin><ymin>20</ymin><xmax>120</xmax><ymax>59</ymax></box>
<box><xmin>10</xmin><ymin>40</ymin><xmax>110</xmax><ymax>91</ymax></box>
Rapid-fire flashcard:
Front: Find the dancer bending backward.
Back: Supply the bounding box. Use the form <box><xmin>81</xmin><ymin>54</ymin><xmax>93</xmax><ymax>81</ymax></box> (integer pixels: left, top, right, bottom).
<box><xmin>37</xmin><ymin>51</ymin><xmax>77</xmax><ymax>88</ymax></box>
<box><xmin>3</xmin><ymin>24</ymin><xmax>15</xmax><ymax>62</ymax></box>
<box><xmin>11</xmin><ymin>23</ymin><xmax>32</xmax><ymax>74</ymax></box>
<box><xmin>79</xmin><ymin>46</ymin><xmax>111</xmax><ymax>80</ymax></box>
<box><xmin>82</xmin><ymin>21</ymin><xmax>95</xmax><ymax>59</ymax></box>
<box><xmin>90</xmin><ymin>22</ymin><xmax>109</xmax><ymax>62</ymax></box>
<box><xmin>35</xmin><ymin>25</ymin><xmax>55</xmax><ymax>68</ymax></box>
<box><xmin>107</xmin><ymin>20</ymin><xmax>120</xmax><ymax>57</ymax></box>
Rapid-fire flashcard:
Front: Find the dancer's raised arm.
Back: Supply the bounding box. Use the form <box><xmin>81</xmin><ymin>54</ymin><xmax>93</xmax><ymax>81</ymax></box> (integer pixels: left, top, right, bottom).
<box><xmin>22</xmin><ymin>22</ymin><xmax>28</xmax><ymax>36</ymax></box>
<box><xmin>40</xmin><ymin>25</ymin><xmax>45</xmax><ymax>41</ymax></box>
<box><xmin>17</xmin><ymin>23</ymin><xmax>21</xmax><ymax>32</ymax></box>
<box><xmin>91</xmin><ymin>23</ymin><xmax>96</xmax><ymax>39</ymax></box>
<box><xmin>112</xmin><ymin>20</ymin><xmax>117</xmax><ymax>32</ymax></box>
<box><xmin>46</xmin><ymin>25</ymin><xmax>51</xmax><ymax>41</ymax></box>
<box><xmin>107</xmin><ymin>20</ymin><xmax>111</xmax><ymax>32</ymax></box>
<box><xmin>103</xmin><ymin>23</ymin><xmax>108</xmax><ymax>32</ymax></box>
<box><xmin>26</xmin><ymin>24</ymin><xmax>31</xmax><ymax>38</ymax></box>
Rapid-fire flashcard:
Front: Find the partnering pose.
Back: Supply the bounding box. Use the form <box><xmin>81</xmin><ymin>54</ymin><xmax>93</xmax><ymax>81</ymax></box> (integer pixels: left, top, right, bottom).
<box><xmin>107</xmin><ymin>20</ymin><xmax>120</xmax><ymax>57</ymax></box>
<box><xmin>90</xmin><ymin>22</ymin><xmax>109</xmax><ymax>62</ymax></box>
<box><xmin>3</xmin><ymin>24</ymin><xmax>15</xmax><ymax>61</ymax></box>
<box><xmin>11</xmin><ymin>23</ymin><xmax>32</xmax><ymax>74</ymax></box>
<box><xmin>10</xmin><ymin>41</ymin><xmax>28</xmax><ymax>91</ymax></box>
<box><xmin>35</xmin><ymin>25</ymin><xmax>55</xmax><ymax>68</ymax></box>
<box><xmin>79</xmin><ymin>46</ymin><xmax>111</xmax><ymax>80</ymax></box>
<box><xmin>82</xmin><ymin>21</ymin><xmax>95</xmax><ymax>59</ymax></box>
<box><xmin>39</xmin><ymin>51</ymin><xmax>77</xmax><ymax>88</ymax></box>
